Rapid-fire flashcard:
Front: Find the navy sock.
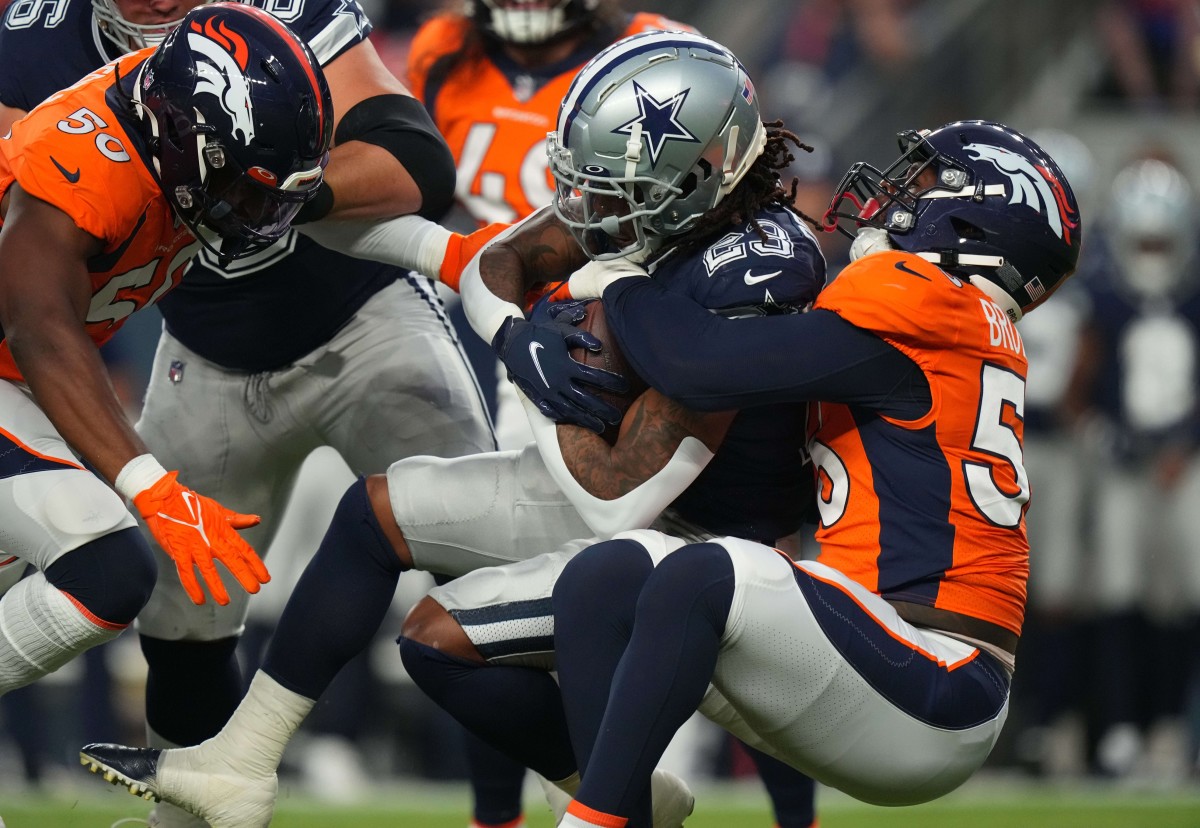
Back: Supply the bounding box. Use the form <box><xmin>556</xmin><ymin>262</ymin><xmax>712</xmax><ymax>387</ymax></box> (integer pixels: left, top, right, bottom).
<box><xmin>398</xmin><ymin>637</ymin><xmax>576</xmax><ymax>780</ymax></box>
<box><xmin>745</xmin><ymin>744</ymin><xmax>816</xmax><ymax>828</ymax></box>
<box><xmin>140</xmin><ymin>635</ymin><xmax>242</xmax><ymax>746</ymax></box>
<box><xmin>556</xmin><ymin>542</ymin><xmax>734</xmax><ymax>827</ymax></box>
<box><xmin>465</xmin><ymin>730</ymin><xmax>527</xmax><ymax>825</ymax></box>
<box><xmin>263</xmin><ymin>477</ymin><xmax>403</xmax><ymax>700</ymax></box>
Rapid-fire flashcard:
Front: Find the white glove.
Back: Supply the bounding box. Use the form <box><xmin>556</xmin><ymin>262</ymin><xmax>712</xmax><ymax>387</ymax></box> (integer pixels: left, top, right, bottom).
<box><xmin>849</xmin><ymin>227</ymin><xmax>894</xmax><ymax>261</ymax></box>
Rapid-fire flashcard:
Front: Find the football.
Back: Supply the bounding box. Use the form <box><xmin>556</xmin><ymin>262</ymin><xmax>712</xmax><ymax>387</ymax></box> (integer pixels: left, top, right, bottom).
<box><xmin>568</xmin><ymin>300</ymin><xmax>649</xmax><ymax>444</ymax></box>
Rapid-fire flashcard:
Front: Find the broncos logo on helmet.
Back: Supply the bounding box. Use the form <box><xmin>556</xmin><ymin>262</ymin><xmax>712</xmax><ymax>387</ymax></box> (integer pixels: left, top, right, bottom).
<box><xmin>964</xmin><ymin>143</ymin><xmax>1078</xmax><ymax>245</ymax></box>
<box><xmin>187</xmin><ymin>16</ymin><xmax>256</xmax><ymax>146</ymax></box>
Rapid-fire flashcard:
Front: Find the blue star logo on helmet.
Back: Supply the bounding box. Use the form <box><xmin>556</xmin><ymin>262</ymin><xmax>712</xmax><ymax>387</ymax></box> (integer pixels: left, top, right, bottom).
<box><xmin>612</xmin><ymin>82</ymin><xmax>699</xmax><ymax>167</ymax></box>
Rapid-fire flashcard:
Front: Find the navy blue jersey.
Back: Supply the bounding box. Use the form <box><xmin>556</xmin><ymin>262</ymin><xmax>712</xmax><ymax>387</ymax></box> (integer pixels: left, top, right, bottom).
<box><xmin>637</xmin><ymin>205</ymin><xmax>827</xmax><ymax>542</ymax></box>
<box><xmin>0</xmin><ymin>0</ymin><xmax>403</xmax><ymax>372</ymax></box>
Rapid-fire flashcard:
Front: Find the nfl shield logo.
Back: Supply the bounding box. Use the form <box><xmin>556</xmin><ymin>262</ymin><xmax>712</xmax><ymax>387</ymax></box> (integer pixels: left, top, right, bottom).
<box><xmin>168</xmin><ymin>360</ymin><xmax>185</xmax><ymax>384</ymax></box>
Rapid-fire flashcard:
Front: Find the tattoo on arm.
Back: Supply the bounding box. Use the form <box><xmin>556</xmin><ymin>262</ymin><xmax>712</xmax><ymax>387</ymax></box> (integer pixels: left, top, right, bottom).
<box><xmin>559</xmin><ymin>390</ymin><xmax>735</xmax><ymax>500</ymax></box>
<box><xmin>480</xmin><ymin>212</ymin><xmax>587</xmax><ymax>304</ymax></box>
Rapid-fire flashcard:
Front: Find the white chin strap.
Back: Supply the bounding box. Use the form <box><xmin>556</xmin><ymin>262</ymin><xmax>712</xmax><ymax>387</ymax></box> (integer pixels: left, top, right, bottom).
<box><xmin>968</xmin><ymin>274</ymin><xmax>1023</xmax><ymax>323</ymax></box>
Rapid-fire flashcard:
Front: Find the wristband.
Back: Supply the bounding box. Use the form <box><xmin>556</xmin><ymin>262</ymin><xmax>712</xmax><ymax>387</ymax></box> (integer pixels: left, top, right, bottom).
<box><xmin>292</xmin><ymin>181</ymin><xmax>335</xmax><ymax>225</ymax></box>
<box><xmin>115</xmin><ymin>454</ymin><xmax>169</xmax><ymax>499</ymax></box>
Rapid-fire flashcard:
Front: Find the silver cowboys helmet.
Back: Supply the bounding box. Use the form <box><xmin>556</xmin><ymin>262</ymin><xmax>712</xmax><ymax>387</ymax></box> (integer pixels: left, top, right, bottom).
<box><xmin>1107</xmin><ymin>157</ymin><xmax>1198</xmax><ymax>300</ymax></box>
<box><xmin>550</xmin><ymin>30</ymin><xmax>767</xmax><ymax>260</ymax></box>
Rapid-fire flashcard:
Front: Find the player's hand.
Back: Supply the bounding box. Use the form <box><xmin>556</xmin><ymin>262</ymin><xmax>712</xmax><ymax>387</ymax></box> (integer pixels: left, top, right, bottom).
<box><xmin>132</xmin><ymin>472</ymin><xmax>270</xmax><ymax>606</ymax></box>
<box><xmin>440</xmin><ymin>222</ymin><xmax>510</xmax><ymax>292</ymax></box>
<box><xmin>491</xmin><ymin>315</ymin><xmax>628</xmax><ymax>433</ymax></box>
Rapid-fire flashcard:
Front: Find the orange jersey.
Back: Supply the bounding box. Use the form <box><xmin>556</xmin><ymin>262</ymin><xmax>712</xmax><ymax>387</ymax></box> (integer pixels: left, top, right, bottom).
<box><xmin>0</xmin><ymin>51</ymin><xmax>198</xmax><ymax>382</ymax></box>
<box><xmin>809</xmin><ymin>252</ymin><xmax>1030</xmax><ymax>635</ymax></box>
<box><xmin>408</xmin><ymin>13</ymin><xmax>693</xmax><ymax>224</ymax></box>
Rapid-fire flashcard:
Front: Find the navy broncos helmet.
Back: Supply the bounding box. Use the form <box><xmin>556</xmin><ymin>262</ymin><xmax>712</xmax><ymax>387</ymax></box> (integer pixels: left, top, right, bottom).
<box><xmin>826</xmin><ymin>120</ymin><xmax>1082</xmax><ymax>316</ymax></box>
<box><xmin>133</xmin><ymin>3</ymin><xmax>333</xmax><ymax>262</ymax></box>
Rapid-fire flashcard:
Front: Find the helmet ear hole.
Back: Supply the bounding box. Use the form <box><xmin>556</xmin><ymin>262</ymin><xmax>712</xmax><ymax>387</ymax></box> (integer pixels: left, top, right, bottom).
<box><xmin>950</xmin><ymin>216</ymin><xmax>987</xmax><ymax>241</ymax></box>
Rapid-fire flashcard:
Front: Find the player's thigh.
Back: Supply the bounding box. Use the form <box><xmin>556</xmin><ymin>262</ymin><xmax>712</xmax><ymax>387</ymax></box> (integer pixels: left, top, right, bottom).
<box><xmin>388</xmin><ymin>443</ymin><xmax>594</xmax><ymax>576</ymax></box>
<box><xmin>136</xmin><ymin>330</ymin><xmax>312</xmax><ymax>547</ymax></box>
<box><xmin>708</xmin><ymin>538</ymin><xmax>1010</xmax><ymax>807</ymax></box>
<box><xmin>428</xmin><ymin>548</ymin><xmax>582</xmax><ymax>669</ymax></box>
<box><xmin>0</xmin><ymin>381</ymin><xmax>136</xmax><ymax>571</ymax></box>
<box><xmin>316</xmin><ymin>279</ymin><xmax>495</xmax><ymax>473</ymax></box>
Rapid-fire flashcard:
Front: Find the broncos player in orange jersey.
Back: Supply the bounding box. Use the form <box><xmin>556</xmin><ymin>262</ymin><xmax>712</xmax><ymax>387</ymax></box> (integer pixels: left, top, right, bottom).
<box><xmin>528</xmin><ymin>120</ymin><xmax>1082</xmax><ymax>826</ymax></box>
<box><xmin>0</xmin><ymin>2</ymin><xmax>325</xmax><ymax>704</ymax></box>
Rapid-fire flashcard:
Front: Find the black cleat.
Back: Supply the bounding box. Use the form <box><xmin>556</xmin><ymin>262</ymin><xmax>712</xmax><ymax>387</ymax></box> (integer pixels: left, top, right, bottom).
<box><xmin>80</xmin><ymin>743</ymin><xmax>163</xmax><ymax>802</ymax></box>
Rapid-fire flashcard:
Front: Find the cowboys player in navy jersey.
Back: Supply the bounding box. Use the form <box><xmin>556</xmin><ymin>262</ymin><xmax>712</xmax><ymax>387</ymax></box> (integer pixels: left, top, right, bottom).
<box><xmin>0</xmin><ymin>0</ymin><xmax>498</xmax><ymax>826</ymax></box>
<box><xmin>80</xmin><ymin>31</ymin><xmax>825</xmax><ymax>828</ymax></box>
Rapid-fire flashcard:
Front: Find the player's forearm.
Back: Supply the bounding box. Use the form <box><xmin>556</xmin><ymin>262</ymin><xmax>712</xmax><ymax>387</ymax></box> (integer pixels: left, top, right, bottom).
<box><xmin>10</xmin><ymin>314</ymin><xmax>147</xmax><ymax>483</ymax></box>
<box><xmin>558</xmin><ymin>392</ymin><xmax>733</xmax><ymax>499</ymax></box>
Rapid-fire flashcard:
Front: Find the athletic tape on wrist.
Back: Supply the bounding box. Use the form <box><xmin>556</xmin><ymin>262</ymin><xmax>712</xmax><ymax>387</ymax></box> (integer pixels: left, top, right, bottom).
<box><xmin>114</xmin><ymin>454</ymin><xmax>169</xmax><ymax>499</ymax></box>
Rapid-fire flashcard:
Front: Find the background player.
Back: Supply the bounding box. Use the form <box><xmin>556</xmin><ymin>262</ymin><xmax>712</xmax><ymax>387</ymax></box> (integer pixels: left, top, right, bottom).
<box><xmin>79</xmin><ymin>31</ymin><xmax>825</xmax><ymax>828</ymax></box>
<box><xmin>532</xmin><ymin>120</ymin><xmax>1082</xmax><ymax>826</ymax></box>
<box><xmin>0</xmin><ymin>1</ymin><xmax>498</xmax><ymax>825</ymax></box>
<box><xmin>0</xmin><ymin>0</ymin><xmax>325</xmax><ymax>728</ymax></box>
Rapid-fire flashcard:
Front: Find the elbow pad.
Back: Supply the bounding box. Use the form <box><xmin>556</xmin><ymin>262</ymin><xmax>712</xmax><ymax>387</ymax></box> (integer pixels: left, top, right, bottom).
<box><xmin>335</xmin><ymin>94</ymin><xmax>456</xmax><ymax>220</ymax></box>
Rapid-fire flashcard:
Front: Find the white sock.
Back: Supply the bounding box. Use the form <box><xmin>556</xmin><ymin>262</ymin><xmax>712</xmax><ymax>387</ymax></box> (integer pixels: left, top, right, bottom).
<box><xmin>0</xmin><ymin>572</ymin><xmax>122</xmax><ymax>695</ymax></box>
<box><xmin>203</xmin><ymin>671</ymin><xmax>315</xmax><ymax>778</ymax></box>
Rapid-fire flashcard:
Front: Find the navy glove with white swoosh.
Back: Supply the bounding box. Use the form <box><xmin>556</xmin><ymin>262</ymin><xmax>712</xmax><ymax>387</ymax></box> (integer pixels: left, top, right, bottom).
<box><xmin>491</xmin><ymin>314</ymin><xmax>628</xmax><ymax>433</ymax></box>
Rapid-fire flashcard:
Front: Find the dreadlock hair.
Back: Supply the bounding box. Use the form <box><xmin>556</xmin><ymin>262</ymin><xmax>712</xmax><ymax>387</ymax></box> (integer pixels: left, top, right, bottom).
<box><xmin>666</xmin><ymin>120</ymin><xmax>819</xmax><ymax>262</ymax></box>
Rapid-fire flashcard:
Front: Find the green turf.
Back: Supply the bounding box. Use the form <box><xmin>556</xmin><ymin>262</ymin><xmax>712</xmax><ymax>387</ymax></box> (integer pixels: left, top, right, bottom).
<box><xmin>2</xmin><ymin>780</ymin><xmax>1198</xmax><ymax>828</ymax></box>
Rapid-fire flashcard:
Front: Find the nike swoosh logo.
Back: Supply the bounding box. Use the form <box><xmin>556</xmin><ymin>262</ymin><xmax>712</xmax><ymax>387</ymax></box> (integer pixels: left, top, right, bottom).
<box><xmin>50</xmin><ymin>155</ymin><xmax>80</xmax><ymax>184</ymax></box>
<box><xmin>529</xmin><ymin>341</ymin><xmax>551</xmax><ymax>388</ymax></box>
<box><xmin>157</xmin><ymin>491</ymin><xmax>210</xmax><ymax>544</ymax></box>
<box><xmin>744</xmin><ymin>269</ymin><xmax>782</xmax><ymax>285</ymax></box>
<box><xmin>893</xmin><ymin>260</ymin><xmax>930</xmax><ymax>281</ymax></box>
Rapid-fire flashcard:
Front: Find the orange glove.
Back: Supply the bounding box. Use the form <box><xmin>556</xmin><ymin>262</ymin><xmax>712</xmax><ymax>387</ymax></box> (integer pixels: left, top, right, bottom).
<box><xmin>132</xmin><ymin>471</ymin><xmax>270</xmax><ymax>606</ymax></box>
<box><xmin>440</xmin><ymin>222</ymin><xmax>510</xmax><ymax>292</ymax></box>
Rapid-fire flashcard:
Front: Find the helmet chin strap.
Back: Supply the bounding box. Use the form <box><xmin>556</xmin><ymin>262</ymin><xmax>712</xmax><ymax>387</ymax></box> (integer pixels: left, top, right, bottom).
<box><xmin>968</xmin><ymin>274</ymin><xmax>1023</xmax><ymax>323</ymax></box>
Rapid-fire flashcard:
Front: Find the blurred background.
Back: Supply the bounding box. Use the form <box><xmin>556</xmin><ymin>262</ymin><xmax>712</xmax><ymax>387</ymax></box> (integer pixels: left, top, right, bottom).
<box><xmin>4</xmin><ymin>0</ymin><xmax>1200</xmax><ymax>816</ymax></box>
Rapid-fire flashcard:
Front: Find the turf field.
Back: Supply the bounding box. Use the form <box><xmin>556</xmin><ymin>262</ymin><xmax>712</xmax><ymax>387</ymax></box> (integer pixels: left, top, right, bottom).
<box><xmin>2</xmin><ymin>777</ymin><xmax>1198</xmax><ymax>828</ymax></box>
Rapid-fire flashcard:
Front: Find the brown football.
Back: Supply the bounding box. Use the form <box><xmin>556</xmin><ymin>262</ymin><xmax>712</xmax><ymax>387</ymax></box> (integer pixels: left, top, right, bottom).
<box><xmin>568</xmin><ymin>300</ymin><xmax>650</xmax><ymax>444</ymax></box>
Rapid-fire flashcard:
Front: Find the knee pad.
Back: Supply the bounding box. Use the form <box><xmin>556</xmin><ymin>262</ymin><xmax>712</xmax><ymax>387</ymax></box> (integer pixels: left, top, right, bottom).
<box><xmin>44</xmin><ymin>527</ymin><xmax>156</xmax><ymax>625</ymax></box>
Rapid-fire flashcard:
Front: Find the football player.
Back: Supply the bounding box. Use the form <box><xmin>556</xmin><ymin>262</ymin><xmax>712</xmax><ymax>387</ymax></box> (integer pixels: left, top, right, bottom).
<box><xmin>0</xmin><ymin>0</ymin><xmax>324</xmax><ymax>725</ymax></box>
<box><xmin>79</xmin><ymin>32</ymin><xmax>826</xmax><ymax>828</ymax></box>
<box><xmin>0</xmin><ymin>0</ymin><xmax>500</xmax><ymax>824</ymax></box>
<box><xmin>408</xmin><ymin>6</ymin><xmax>821</xmax><ymax>826</ymax></box>
<box><xmin>533</xmin><ymin>120</ymin><xmax>1082</xmax><ymax>825</ymax></box>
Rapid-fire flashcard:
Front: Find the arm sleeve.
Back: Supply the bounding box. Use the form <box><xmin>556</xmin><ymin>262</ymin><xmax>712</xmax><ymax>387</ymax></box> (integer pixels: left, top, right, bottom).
<box><xmin>603</xmin><ymin>276</ymin><xmax>929</xmax><ymax>415</ymax></box>
<box><xmin>520</xmin><ymin>394</ymin><xmax>715</xmax><ymax>539</ymax></box>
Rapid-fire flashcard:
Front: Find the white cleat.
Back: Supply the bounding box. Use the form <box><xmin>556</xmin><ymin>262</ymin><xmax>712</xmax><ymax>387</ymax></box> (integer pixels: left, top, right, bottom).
<box><xmin>546</xmin><ymin>768</ymin><xmax>694</xmax><ymax>827</ymax></box>
<box><xmin>81</xmin><ymin>743</ymin><xmax>277</xmax><ymax>828</ymax></box>
<box><xmin>147</xmin><ymin>801</ymin><xmax>212</xmax><ymax>828</ymax></box>
<box><xmin>649</xmin><ymin>769</ymin><xmax>695</xmax><ymax>828</ymax></box>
